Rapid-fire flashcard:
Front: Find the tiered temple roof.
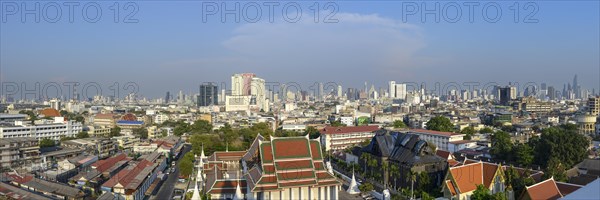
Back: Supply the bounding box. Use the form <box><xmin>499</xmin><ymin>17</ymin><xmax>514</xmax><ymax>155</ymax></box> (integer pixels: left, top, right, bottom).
<box><xmin>243</xmin><ymin>135</ymin><xmax>341</xmax><ymax>192</ymax></box>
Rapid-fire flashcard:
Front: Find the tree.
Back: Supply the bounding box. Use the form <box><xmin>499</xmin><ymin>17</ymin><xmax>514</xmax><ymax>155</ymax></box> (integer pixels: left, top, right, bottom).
<box><xmin>133</xmin><ymin>128</ymin><xmax>148</xmax><ymax>139</ymax></box>
<box><xmin>513</xmin><ymin>144</ymin><xmax>533</xmax><ymax>167</ymax></box>
<box><xmin>191</xmin><ymin>120</ymin><xmax>213</xmax><ymax>134</ymax></box>
<box><xmin>330</xmin><ymin>120</ymin><xmax>346</xmax><ymax>127</ymax></box>
<box><xmin>490</xmin><ymin>131</ymin><xmax>513</xmax><ymax>161</ymax></box>
<box><xmin>532</xmin><ymin>124</ymin><xmax>588</xmax><ymax>169</ymax></box>
<box><xmin>367</xmin><ymin>156</ymin><xmax>378</xmax><ymax>177</ymax></box>
<box><xmin>543</xmin><ymin>157</ymin><xmax>568</xmax><ymax>182</ymax></box>
<box><xmin>390</xmin><ymin>164</ymin><xmax>400</xmax><ymax>190</ymax></box>
<box><xmin>420</xmin><ymin>191</ymin><xmax>434</xmax><ymax>200</ymax></box>
<box><xmin>39</xmin><ymin>138</ymin><xmax>56</xmax><ymax>148</ymax></box>
<box><xmin>418</xmin><ymin>171</ymin><xmax>431</xmax><ymax>194</ymax></box>
<box><xmin>471</xmin><ymin>184</ymin><xmax>507</xmax><ymax>200</ymax></box>
<box><xmin>504</xmin><ymin>166</ymin><xmax>535</xmax><ymax>197</ymax></box>
<box><xmin>480</xmin><ymin>127</ymin><xmax>494</xmax><ymax>134</ymax></box>
<box><xmin>406</xmin><ymin>170</ymin><xmax>417</xmax><ymax>200</ymax></box>
<box><xmin>305</xmin><ymin>126</ymin><xmax>320</xmax><ymax>139</ymax></box>
<box><xmin>382</xmin><ymin>161</ymin><xmax>389</xmax><ymax>188</ymax></box>
<box><xmin>461</xmin><ymin>127</ymin><xmax>476</xmax><ymax>140</ymax></box>
<box><xmin>393</xmin><ymin>120</ymin><xmax>407</xmax><ymax>129</ymax></box>
<box><xmin>471</xmin><ymin>184</ymin><xmax>492</xmax><ymax>200</ymax></box>
<box><xmin>360</xmin><ymin>153</ymin><xmax>371</xmax><ymax>173</ymax></box>
<box><xmin>358</xmin><ymin>182</ymin><xmax>374</xmax><ymax>195</ymax></box>
<box><xmin>76</xmin><ymin>131</ymin><xmax>89</xmax><ymax>139</ymax></box>
<box><xmin>426</xmin><ymin>116</ymin><xmax>454</xmax><ymax>132</ymax></box>
<box><xmin>109</xmin><ymin>126</ymin><xmax>121</xmax><ymax>137</ymax></box>
<box><xmin>174</xmin><ymin>123</ymin><xmax>190</xmax><ymax>136</ymax></box>
<box><xmin>179</xmin><ymin>152</ymin><xmax>195</xmax><ymax>178</ymax></box>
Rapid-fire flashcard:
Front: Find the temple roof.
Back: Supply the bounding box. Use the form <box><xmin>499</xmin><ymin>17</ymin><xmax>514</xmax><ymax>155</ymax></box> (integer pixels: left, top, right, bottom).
<box><xmin>244</xmin><ymin>135</ymin><xmax>341</xmax><ymax>192</ymax></box>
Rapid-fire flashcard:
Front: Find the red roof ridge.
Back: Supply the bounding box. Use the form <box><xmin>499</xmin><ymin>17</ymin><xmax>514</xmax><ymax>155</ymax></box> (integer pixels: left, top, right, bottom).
<box><xmin>526</xmin><ymin>177</ymin><xmax>557</xmax><ymax>189</ymax></box>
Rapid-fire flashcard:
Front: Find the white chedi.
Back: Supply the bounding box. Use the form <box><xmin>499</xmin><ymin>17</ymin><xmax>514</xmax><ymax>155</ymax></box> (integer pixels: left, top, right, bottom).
<box><xmin>346</xmin><ymin>171</ymin><xmax>361</xmax><ymax>195</ymax></box>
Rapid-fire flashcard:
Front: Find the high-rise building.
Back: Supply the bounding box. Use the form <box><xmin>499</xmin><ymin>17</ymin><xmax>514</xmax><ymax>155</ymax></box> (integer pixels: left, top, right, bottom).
<box><xmin>165</xmin><ymin>91</ymin><xmax>170</xmax><ymax>104</ymax></box>
<box><xmin>389</xmin><ymin>81</ymin><xmax>396</xmax><ymax>98</ymax></box>
<box><xmin>499</xmin><ymin>86</ymin><xmax>515</xmax><ymax>106</ymax></box>
<box><xmin>395</xmin><ymin>83</ymin><xmax>407</xmax><ymax>100</ymax></box>
<box><xmin>589</xmin><ymin>96</ymin><xmax>600</xmax><ymax>116</ymax></box>
<box><xmin>319</xmin><ymin>82</ymin><xmax>324</xmax><ymax>100</ymax></box>
<box><xmin>49</xmin><ymin>99</ymin><xmax>61</xmax><ymax>110</ymax></box>
<box><xmin>227</xmin><ymin>73</ymin><xmax>267</xmax><ymax>112</ymax></box>
<box><xmin>337</xmin><ymin>85</ymin><xmax>343</xmax><ymax>98</ymax></box>
<box><xmin>198</xmin><ymin>83</ymin><xmax>218</xmax><ymax>107</ymax></box>
<box><xmin>547</xmin><ymin>86</ymin><xmax>556</xmax><ymax>100</ymax></box>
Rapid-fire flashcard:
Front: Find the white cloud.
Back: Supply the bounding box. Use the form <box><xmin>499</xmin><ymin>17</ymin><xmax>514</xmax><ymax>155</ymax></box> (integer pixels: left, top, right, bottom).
<box><xmin>220</xmin><ymin>12</ymin><xmax>430</xmax><ymax>84</ymax></box>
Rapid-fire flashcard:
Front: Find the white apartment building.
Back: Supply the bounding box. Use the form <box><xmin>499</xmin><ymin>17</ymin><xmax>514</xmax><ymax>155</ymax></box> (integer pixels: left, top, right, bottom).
<box><xmin>320</xmin><ymin>125</ymin><xmax>380</xmax><ymax>151</ymax></box>
<box><xmin>340</xmin><ymin>116</ymin><xmax>354</xmax><ymax>127</ymax></box>
<box><xmin>154</xmin><ymin>114</ymin><xmax>170</xmax><ymax>125</ymax></box>
<box><xmin>228</xmin><ymin>73</ymin><xmax>268</xmax><ymax>112</ymax></box>
<box><xmin>406</xmin><ymin>129</ymin><xmax>465</xmax><ymax>152</ymax></box>
<box><xmin>0</xmin><ymin>117</ymin><xmax>82</xmax><ymax>141</ymax></box>
<box><xmin>281</xmin><ymin>124</ymin><xmax>306</xmax><ymax>132</ymax></box>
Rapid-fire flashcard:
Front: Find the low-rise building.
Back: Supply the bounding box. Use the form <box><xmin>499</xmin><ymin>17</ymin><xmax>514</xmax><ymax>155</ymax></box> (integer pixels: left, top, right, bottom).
<box><xmin>6</xmin><ymin>172</ymin><xmax>85</xmax><ymax>200</ymax></box>
<box><xmin>319</xmin><ymin>125</ymin><xmax>379</xmax><ymax>151</ymax></box>
<box><xmin>61</xmin><ymin>138</ymin><xmax>118</xmax><ymax>159</ymax></box>
<box><xmin>443</xmin><ymin>161</ymin><xmax>506</xmax><ymax>200</ymax></box>
<box><xmin>0</xmin><ymin>137</ymin><xmax>41</xmax><ymax>171</ymax></box>
<box><xmin>101</xmin><ymin>152</ymin><xmax>167</xmax><ymax>200</ymax></box>
<box><xmin>406</xmin><ymin>129</ymin><xmax>465</xmax><ymax>152</ymax></box>
<box><xmin>281</xmin><ymin>124</ymin><xmax>306</xmax><ymax>132</ymax></box>
<box><xmin>0</xmin><ymin>117</ymin><xmax>82</xmax><ymax>141</ymax></box>
<box><xmin>88</xmin><ymin>126</ymin><xmax>112</xmax><ymax>137</ymax></box>
<box><xmin>113</xmin><ymin>135</ymin><xmax>141</xmax><ymax>150</ymax></box>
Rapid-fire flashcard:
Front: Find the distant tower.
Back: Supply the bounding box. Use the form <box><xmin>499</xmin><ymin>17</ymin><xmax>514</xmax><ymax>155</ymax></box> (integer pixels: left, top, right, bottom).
<box><xmin>199</xmin><ymin>83</ymin><xmax>218</xmax><ymax>107</ymax></box>
<box><xmin>165</xmin><ymin>91</ymin><xmax>170</xmax><ymax>104</ymax></box>
<box><xmin>389</xmin><ymin>81</ymin><xmax>396</xmax><ymax>98</ymax></box>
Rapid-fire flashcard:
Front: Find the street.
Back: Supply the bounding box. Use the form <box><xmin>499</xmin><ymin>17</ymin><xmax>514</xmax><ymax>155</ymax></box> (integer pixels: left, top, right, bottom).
<box><xmin>151</xmin><ymin>144</ymin><xmax>191</xmax><ymax>200</ymax></box>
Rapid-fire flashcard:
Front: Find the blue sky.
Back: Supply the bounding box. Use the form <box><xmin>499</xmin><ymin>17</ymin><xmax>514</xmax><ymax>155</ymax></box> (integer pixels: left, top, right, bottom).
<box><xmin>1</xmin><ymin>1</ymin><xmax>598</xmax><ymax>99</ymax></box>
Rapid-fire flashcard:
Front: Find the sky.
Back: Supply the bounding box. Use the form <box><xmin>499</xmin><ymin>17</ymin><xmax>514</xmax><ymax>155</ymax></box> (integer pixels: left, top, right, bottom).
<box><xmin>0</xmin><ymin>1</ymin><xmax>599</xmax><ymax>99</ymax></box>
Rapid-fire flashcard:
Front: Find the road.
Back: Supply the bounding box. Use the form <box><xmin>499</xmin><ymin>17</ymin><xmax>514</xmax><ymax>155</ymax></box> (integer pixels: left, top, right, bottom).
<box><xmin>151</xmin><ymin>144</ymin><xmax>191</xmax><ymax>200</ymax></box>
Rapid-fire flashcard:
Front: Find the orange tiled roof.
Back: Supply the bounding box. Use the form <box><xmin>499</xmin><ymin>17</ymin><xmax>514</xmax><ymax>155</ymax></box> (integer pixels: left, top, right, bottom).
<box><xmin>524</xmin><ymin>178</ymin><xmax>562</xmax><ymax>200</ymax></box>
<box><xmin>446</xmin><ymin>180</ymin><xmax>457</xmax><ymax>195</ymax></box>
<box><xmin>449</xmin><ymin>163</ymin><xmax>483</xmax><ymax>193</ymax></box>
<box><xmin>39</xmin><ymin>108</ymin><xmax>60</xmax><ymax>117</ymax></box>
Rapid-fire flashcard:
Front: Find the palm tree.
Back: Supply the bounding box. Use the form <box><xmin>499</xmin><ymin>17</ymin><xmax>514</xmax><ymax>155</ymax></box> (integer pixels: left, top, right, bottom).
<box><xmin>360</xmin><ymin>153</ymin><xmax>370</xmax><ymax>173</ymax></box>
<box><xmin>382</xmin><ymin>160</ymin><xmax>389</xmax><ymax>188</ymax></box>
<box><xmin>367</xmin><ymin>157</ymin><xmax>378</xmax><ymax>178</ymax></box>
<box><xmin>406</xmin><ymin>170</ymin><xmax>417</xmax><ymax>200</ymax></box>
<box><xmin>390</xmin><ymin>164</ymin><xmax>400</xmax><ymax>190</ymax></box>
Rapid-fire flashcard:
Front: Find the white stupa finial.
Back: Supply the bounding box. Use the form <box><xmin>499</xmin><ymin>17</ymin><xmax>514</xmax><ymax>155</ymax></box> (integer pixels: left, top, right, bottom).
<box><xmin>200</xmin><ymin>143</ymin><xmax>206</xmax><ymax>160</ymax></box>
<box><xmin>233</xmin><ymin>180</ymin><xmax>244</xmax><ymax>200</ymax></box>
<box><xmin>191</xmin><ymin>179</ymin><xmax>201</xmax><ymax>200</ymax></box>
<box><xmin>347</xmin><ymin>169</ymin><xmax>361</xmax><ymax>195</ymax></box>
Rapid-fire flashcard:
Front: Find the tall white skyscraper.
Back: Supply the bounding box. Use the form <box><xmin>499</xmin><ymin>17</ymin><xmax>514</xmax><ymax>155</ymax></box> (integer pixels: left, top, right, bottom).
<box><xmin>396</xmin><ymin>83</ymin><xmax>407</xmax><ymax>100</ymax></box>
<box><xmin>389</xmin><ymin>81</ymin><xmax>396</xmax><ymax>98</ymax></box>
<box><xmin>228</xmin><ymin>73</ymin><xmax>268</xmax><ymax>112</ymax></box>
<box><xmin>337</xmin><ymin>85</ymin><xmax>343</xmax><ymax>98</ymax></box>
